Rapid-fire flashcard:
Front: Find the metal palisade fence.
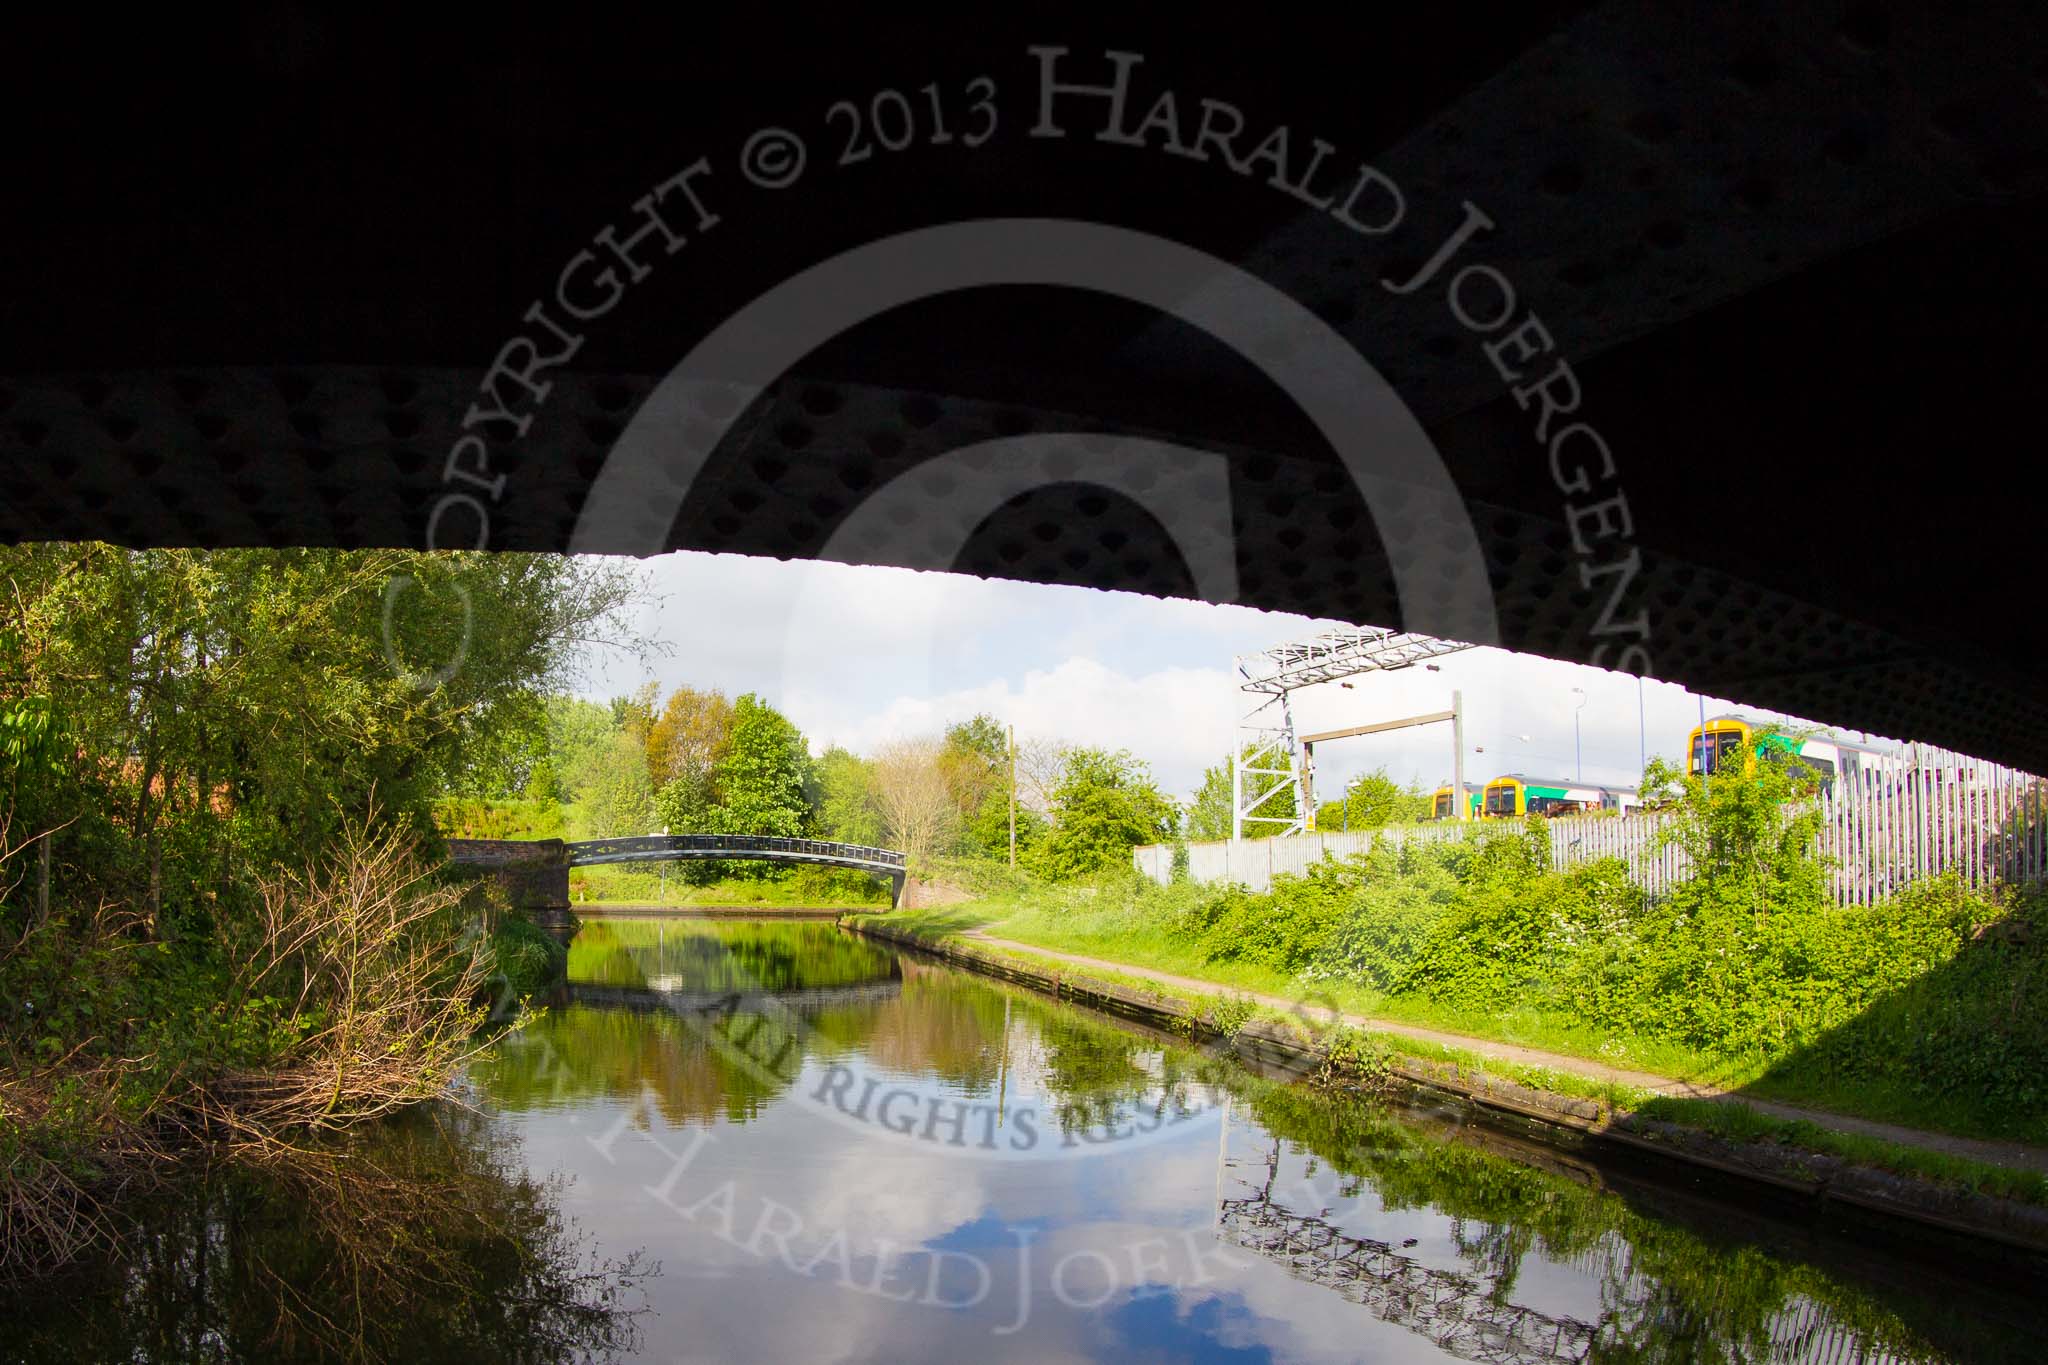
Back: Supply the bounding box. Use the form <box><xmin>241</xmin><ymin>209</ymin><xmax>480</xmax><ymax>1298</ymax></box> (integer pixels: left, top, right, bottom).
<box><xmin>1140</xmin><ymin>744</ymin><xmax>2047</xmax><ymax>906</ymax></box>
<box><xmin>1816</xmin><ymin>746</ymin><xmax>2048</xmax><ymax>906</ymax></box>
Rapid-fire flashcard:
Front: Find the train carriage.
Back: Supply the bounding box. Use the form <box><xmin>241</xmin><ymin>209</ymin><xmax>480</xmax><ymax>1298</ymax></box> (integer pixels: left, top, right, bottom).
<box><xmin>1428</xmin><ymin>782</ymin><xmax>1481</xmax><ymax>821</ymax></box>
<box><xmin>1481</xmin><ymin>774</ymin><xmax>1641</xmax><ymax>818</ymax></box>
<box><xmin>1685</xmin><ymin>714</ymin><xmax>1902</xmax><ymax>794</ymax></box>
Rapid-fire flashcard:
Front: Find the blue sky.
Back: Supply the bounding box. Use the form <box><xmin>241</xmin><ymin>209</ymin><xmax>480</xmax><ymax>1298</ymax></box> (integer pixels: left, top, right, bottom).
<box><xmin>575</xmin><ymin>551</ymin><xmax>1874</xmax><ymax>804</ymax></box>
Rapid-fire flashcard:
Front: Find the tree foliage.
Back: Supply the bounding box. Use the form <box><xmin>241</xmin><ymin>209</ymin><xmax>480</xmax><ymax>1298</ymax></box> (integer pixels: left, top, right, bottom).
<box><xmin>1</xmin><ymin>545</ymin><xmax>640</xmax><ymax>919</ymax></box>
<box><xmin>871</xmin><ymin>737</ymin><xmax>959</xmax><ymax>866</ymax></box>
<box><xmin>645</xmin><ymin>685</ymin><xmax>733</xmax><ymax>793</ymax></box>
<box><xmin>815</xmin><ymin>747</ymin><xmax>883</xmax><ymax>846</ymax></box>
<box><xmin>703</xmin><ymin>694</ymin><xmax>812</xmax><ymax>839</ymax></box>
<box><xmin>1029</xmin><ymin>747</ymin><xmax>1178</xmax><ymax>881</ymax></box>
<box><xmin>1314</xmin><ymin>767</ymin><xmax>1431</xmax><ymax>832</ymax></box>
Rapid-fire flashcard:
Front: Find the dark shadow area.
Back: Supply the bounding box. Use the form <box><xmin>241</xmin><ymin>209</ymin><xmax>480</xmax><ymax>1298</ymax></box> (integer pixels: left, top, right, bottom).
<box><xmin>0</xmin><ymin>1106</ymin><xmax>651</xmax><ymax>1364</ymax></box>
<box><xmin>1738</xmin><ymin>898</ymin><xmax>2047</xmax><ymax>1143</ymax></box>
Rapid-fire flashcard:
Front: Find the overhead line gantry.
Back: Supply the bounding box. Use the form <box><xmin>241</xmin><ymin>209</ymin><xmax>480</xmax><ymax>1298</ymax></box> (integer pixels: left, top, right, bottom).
<box><xmin>1232</xmin><ymin>627</ymin><xmax>1476</xmax><ymax>839</ymax></box>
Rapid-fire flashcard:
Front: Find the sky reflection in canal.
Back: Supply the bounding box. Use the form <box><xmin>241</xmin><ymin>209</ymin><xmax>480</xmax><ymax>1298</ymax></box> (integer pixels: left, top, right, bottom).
<box><xmin>456</xmin><ymin>916</ymin><xmax>2037</xmax><ymax>1364</ymax></box>
<box><xmin>5</xmin><ymin>915</ymin><xmax>2034</xmax><ymax>1361</ymax></box>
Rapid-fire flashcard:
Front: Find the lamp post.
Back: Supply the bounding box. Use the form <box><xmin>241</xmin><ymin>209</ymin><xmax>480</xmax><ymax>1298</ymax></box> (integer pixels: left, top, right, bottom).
<box><xmin>1570</xmin><ymin>687</ymin><xmax>1587</xmax><ymax>782</ymax></box>
<box><xmin>1636</xmin><ymin>673</ymin><xmax>1646</xmax><ymax>777</ymax></box>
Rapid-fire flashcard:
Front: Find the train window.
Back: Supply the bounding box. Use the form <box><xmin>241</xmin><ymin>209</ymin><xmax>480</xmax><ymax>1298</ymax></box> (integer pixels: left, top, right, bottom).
<box><xmin>1485</xmin><ymin>786</ymin><xmax>1517</xmax><ymax>815</ymax></box>
<box><xmin>1527</xmin><ymin>796</ymin><xmax>1586</xmax><ymax>816</ymax></box>
<box><xmin>1692</xmin><ymin>731</ymin><xmax>1741</xmax><ymax>775</ymax></box>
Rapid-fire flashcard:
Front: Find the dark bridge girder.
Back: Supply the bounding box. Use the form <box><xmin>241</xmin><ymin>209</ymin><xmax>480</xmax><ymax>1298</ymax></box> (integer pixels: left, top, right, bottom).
<box><xmin>7</xmin><ymin>9</ymin><xmax>2047</xmax><ymax>768</ymax></box>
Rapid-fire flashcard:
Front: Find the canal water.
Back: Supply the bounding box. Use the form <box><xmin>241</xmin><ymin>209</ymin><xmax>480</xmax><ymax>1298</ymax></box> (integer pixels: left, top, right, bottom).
<box><xmin>6</xmin><ymin>915</ymin><xmax>2043</xmax><ymax>1362</ymax></box>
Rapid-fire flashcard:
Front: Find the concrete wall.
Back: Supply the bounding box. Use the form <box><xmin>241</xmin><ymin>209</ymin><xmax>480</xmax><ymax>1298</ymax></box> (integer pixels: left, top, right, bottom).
<box><xmin>1133</xmin><ymin>823</ymin><xmax>1486</xmax><ymax>893</ymax></box>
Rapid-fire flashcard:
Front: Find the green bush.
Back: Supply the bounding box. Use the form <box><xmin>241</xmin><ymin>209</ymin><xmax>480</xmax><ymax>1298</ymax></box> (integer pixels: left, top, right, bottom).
<box><xmin>1305</xmin><ymin>837</ymin><xmax>1467</xmax><ymax>990</ymax></box>
<box><xmin>488</xmin><ymin>915</ymin><xmax>566</xmax><ymax>1000</ymax></box>
<box><xmin>1134</xmin><ymin>771</ymin><xmax>2047</xmax><ymax>1130</ymax></box>
<box><xmin>433</xmin><ymin>797</ymin><xmax>566</xmax><ymax>841</ymax></box>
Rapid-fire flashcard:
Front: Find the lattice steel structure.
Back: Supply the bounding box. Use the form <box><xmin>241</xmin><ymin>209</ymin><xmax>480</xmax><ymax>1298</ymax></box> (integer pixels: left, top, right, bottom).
<box><xmin>1232</xmin><ymin>628</ymin><xmax>1475</xmax><ymax>839</ymax></box>
<box><xmin>1217</xmin><ymin>1194</ymin><xmax>1597</xmax><ymax>1365</ymax></box>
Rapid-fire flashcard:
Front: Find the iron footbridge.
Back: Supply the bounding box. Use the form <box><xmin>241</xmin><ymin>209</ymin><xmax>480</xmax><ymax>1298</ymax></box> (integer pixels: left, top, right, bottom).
<box><xmin>563</xmin><ymin>835</ymin><xmax>910</xmax><ymax>903</ymax></box>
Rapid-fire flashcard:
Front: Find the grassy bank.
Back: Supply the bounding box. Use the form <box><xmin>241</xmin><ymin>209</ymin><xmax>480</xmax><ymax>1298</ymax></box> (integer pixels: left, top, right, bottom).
<box><xmin>861</xmin><ymin>812</ymin><xmax>2046</xmax><ymax>1148</ymax></box>
<box><xmin>848</xmin><ymin>911</ymin><xmax>2048</xmax><ymax>1213</ymax></box>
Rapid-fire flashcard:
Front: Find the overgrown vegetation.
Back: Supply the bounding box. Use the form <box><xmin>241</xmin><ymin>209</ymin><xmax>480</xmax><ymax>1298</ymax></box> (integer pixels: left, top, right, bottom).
<box><xmin>2</xmin><ymin>820</ymin><xmax>517</xmax><ymax>1275</ymax></box>
<box><xmin>0</xmin><ymin>544</ymin><xmax>641</xmax><ymax>1278</ymax></box>
<box><xmin>924</xmin><ymin>734</ymin><xmax>2047</xmax><ymax>1144</ymax></box>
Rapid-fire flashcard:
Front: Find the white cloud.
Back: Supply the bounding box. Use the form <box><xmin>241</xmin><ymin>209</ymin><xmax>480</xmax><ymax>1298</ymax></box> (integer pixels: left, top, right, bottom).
<box><xmin>576</xmin><ymin>550</ymin><xmax>1879</xmax><ymax>809</ymax></box>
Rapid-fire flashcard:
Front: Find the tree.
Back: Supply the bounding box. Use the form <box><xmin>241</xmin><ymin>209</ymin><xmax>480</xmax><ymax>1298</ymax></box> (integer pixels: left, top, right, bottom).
<box><xmin>815</xmin><ymin>747</ymin><xmax>883</xmax><ymax>846</ymax></box>
<box><xmin>578</xmin><ymin>731</ymin><xmax>657</xmax><ymax>838</ymax></box>
<box><xmin>546</xmin><ymin>696</ymin><xmax>619</xmax><ymax>806</ymax></box>
<box><xmin>871</xmin><ymin>737</ymin><xmax>959</xmax><ymax>866</ymax></box>
<box><xmin>943</xmin><ymin>714</ymin><xmax>1007</xmax><ymax>768</ymax></box>
<box><xmin>1</xmin><ymin>544</ymin><xmax>642</xmax><ymax>911</ymax></box>
<box><xmin>608</xmin><ymin>682</ymin><xmax>661</xmax><ymax>756</ymax></box>
<box><xmin>651</xmin><ymin>770</ymin><xmax>715</xmax><ymax>836</ymax></box>
<box><xmin>1014</xmin><ymin>736</ymin><xmax>1071</xmax><ymax>818</ymax></box>
<box><xmin>704</xmin><ymin>694</ymin><xmax>811</xmax><ymax>838</ymax></box>
<box><xmin>1030</xmin><ymin>747</ymin><xmax>1177</xmax><ymax>881</ymax></box>
<box><xmin>645</xmin><ymin>685</ymin><xmax>733</xmax><ymax>792</ymax></box>
<box><xmin>1314</xmin><ymin>767</ymin><xmax>1429</xmax><ymax>831</ymax></box>
<box><xmin>942</xmin><ymin>713</ymin><xmax>1013</xmax><ymax>859</ymax></box>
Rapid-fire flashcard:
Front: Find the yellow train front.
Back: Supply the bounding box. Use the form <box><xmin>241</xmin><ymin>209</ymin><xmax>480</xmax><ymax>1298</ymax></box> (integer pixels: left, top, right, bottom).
<box><xmin>1427</xmin><ymin>782</ymin><xmax>1480</xmax><ymax>820</ymax></box>
<box><xmin>1685</xmin><ymin>713</ymin><xmax>1902</xmax><ymax>793</ymax></box>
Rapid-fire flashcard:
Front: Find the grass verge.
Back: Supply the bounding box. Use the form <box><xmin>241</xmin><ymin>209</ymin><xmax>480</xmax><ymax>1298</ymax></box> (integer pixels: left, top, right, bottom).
<box><xmin>844</xmin><ymin>908</ymin><xmax>2048</xmax><ymax>1210</ymax></box>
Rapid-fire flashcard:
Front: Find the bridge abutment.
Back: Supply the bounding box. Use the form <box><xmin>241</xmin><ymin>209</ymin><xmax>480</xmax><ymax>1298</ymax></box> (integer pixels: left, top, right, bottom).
<box><xmin>448</xmin><ymin>838</ymin><xmax>571</xmax><ymax>920</ymax></box>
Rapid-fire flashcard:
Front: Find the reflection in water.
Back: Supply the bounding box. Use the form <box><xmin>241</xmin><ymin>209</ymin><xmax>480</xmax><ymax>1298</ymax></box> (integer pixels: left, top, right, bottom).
<box><xmin>0</xmin><ymin>1106</ymin><xmax>650</xmax><ymax>1363</ymax></box>
<box><xmin>1216</xmin><ymin>1087</ymin><xmax>1974</xmax><ymax>1365</ymax></box>
<box><xmin>9</xmin><ymin>915</ymin><xmax>2039</xmax><ymax>1362</ymax></box>
<box><xmin>567</xmin><ymin>917</ymin><xmax>898</xmax><ymax>993</ymax></box>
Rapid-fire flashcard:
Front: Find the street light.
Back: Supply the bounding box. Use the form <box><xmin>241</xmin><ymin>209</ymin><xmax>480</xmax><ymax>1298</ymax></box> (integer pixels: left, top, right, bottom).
<box><xmin>1636</xmin><ymin>674</ymin><xmax>1646</xmax><ymax>777</ymax></box>
<box><xmin>1570</xmin><ymin>687</ymin><xmax>1587</xmax><ymax>782</ymax></box>
<box><xmin>658</xmin><ymin>825</ymin><xmax>669</xmax><ymax>905</ymax></box>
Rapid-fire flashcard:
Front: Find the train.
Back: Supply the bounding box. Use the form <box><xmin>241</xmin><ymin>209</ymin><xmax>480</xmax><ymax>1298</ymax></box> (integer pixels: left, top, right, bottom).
<box><xmin>1428</xmin><ymin>783</ymin><xmax>1481</xmax><ymax>821</ymax></box>
<box><xmin>1684</xmin><ymin>713</ymin><xmax>1903</xmax><ymax>794</ymax></box>
<box><xmin>1480</xmin><ymin>774</ymin><xmax>1642</xmax><ymax>819</ymax></box>
<box><xmin>1422</xmin><ymin>776</ymin><xmax>1640</xmax><ymax>821</ymax></box>
<box><xmin>1413</xmin><ymin>714</ymin><xmax>1935</xmax><ymax>827</ymax></box>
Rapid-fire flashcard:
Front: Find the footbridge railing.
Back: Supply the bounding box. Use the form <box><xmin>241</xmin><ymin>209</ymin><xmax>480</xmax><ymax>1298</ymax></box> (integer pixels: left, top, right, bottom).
<box><xmin>449</xmin><ymin>835</ymin><xmax>911</xmax><ymax>908</ymax></box>
<box><xmin>562</xmin><ymin>835</ymin><xmax>909</xmax><ymax>903</ymax></box>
